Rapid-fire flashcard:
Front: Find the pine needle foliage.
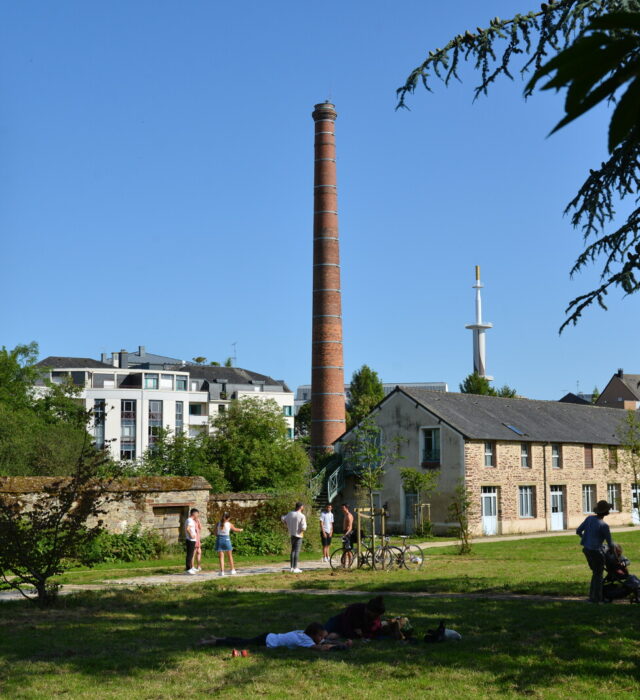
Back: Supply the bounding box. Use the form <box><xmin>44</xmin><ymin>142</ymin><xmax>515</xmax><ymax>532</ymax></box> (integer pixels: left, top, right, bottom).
<box><xmin>397</xmin><ymin>0</ymin><xmax>640</xmax><ymax>330</ymax></box>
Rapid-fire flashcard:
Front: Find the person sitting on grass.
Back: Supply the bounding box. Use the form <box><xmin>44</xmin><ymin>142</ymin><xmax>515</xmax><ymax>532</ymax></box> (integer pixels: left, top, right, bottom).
<box><xmin>198</xmin><ymin>622</ymin><xmax>351</xmax><ymax>651</ymax></box>
<box><xmin>324</xmin><ymin>595</ymin><xmax>386</xmax><ymax>640</ymax></box>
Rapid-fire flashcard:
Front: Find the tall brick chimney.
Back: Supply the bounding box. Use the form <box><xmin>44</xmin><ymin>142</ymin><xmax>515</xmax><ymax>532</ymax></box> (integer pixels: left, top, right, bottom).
<box><xmin>310</xmin><ymin>101</ymin><xmax>346</xmax><ymax>455</ymax></box>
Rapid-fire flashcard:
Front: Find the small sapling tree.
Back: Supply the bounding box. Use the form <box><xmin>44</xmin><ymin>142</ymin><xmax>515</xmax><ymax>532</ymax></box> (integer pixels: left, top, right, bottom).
<box><xmin>0</xmin><ymin>443</ymin><xmax>125</xmax><ymax>607</ymax></box>
<box><xmin>447</xmin><ymin>479</ymin><xmax>473</xmax><ymax>555</ymax></box>
<box><xmin>344</xmin><ymin>415</ymin><xmax>402</xmax><ymax>543</ymax></box>
<box><xmin>617</xmin><ymin>410</ymin><xmax>640</xmax><ymax>518</ymax></box>
<box><xmin>399</xmin><ymin>467</ymin><xmax>438</xmax><ymax>536</ymax></box>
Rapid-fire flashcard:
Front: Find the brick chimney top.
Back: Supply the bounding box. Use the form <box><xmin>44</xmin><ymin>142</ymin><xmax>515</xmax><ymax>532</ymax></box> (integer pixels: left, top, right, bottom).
<box><xmin>312</xmin><ymin>102</ymin><xmax>337</xmax><ymax>121</ymax></box>
<box><xmin>617</xmin><ymin>368</ymin><xmax>624</xmax><ymax>378</ymax></box>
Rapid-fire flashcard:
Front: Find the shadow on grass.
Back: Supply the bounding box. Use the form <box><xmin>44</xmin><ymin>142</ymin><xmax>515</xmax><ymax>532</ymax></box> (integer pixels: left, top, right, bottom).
<box><xmin>0</xmin><ymin>585</ymin><xmax>638</xmax><ymax>696</ymax></box>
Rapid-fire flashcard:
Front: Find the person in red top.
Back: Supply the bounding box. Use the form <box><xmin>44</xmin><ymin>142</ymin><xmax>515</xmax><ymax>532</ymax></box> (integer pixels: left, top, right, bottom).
<box><xmin>324</xmin><ymin>596</ymin><xmax>385</xmax><ymax>639</ymax></box>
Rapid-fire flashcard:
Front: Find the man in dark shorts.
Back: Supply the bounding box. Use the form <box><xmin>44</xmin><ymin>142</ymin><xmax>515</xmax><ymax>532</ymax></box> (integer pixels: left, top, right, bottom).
<box><xmin>341</xmin><ymin>503</ymin><xmax>355</xmax><ymax>549</ymax></box>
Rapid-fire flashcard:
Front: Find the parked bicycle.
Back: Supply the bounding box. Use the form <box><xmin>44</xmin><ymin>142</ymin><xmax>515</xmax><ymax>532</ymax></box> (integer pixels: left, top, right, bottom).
<box><xmin>329</xmin><ymin>536</ymin><xmax>374</xmax><ymax>570</ymax></box>
<box><xmin>396</xmin><ymin>535</ymin><xmax>424</xmax><ymax>570</ymax></box>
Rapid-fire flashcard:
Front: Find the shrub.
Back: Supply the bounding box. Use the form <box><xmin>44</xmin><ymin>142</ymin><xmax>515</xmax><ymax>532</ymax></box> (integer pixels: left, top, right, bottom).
<box><xmin>201</xmin><ymin>529</ymin><xmax>286</xmax><ymax>557</ymax></box>
<box><xmin>80</xmin><ymin>525</ymin><xmax>167</xmax><ymax>564</ymax></box>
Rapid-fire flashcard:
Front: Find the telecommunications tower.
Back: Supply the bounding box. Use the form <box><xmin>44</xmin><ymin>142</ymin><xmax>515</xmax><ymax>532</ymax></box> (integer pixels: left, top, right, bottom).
<box><xmin>465</xmin><ymin>266</ymin><xmax>493</xmax><ymax>380</ymax></box>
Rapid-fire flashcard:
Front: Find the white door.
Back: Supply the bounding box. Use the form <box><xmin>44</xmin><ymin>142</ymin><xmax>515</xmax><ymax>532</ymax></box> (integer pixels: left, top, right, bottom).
<box><xmin>632</xmin><ymin>485</ymin><xmax>640</xmax><ymax>526</ymax></box>
<box><xmin>550</xmin><ymin>487</ymin><xmax>565</xmax><ymax>530</ymax></box>
<box><xmin>481</xmin><ymin>487</ymin><xmax>498</xmax><ymax>535</ymax></box>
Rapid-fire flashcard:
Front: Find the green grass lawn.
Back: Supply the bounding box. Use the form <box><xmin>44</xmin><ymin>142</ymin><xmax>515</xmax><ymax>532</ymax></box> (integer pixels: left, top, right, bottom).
<box><xmin>0</xmin><ymin>584</ymin><xmax>638</xmax><ymax>699</ymax></box>
<box><xmin>184</xmin><ymin>530</ymin><xmax>640</xmax><ymax>598</ymax></box>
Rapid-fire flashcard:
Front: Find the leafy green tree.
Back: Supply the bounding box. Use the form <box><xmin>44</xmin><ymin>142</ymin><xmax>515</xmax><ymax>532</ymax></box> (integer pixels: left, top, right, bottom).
<box><xmin>192</xmin><ymin>356</ymin><xmax>207</xmax><ymax>365</ymax></box>
<box><xmin>397</xmin><ymin>1</ymin><xmax>640</xmax><ymax>329</ymax></box>
<box><xmin>0</xmin><ymin>343</ymin><xmax>94</xmax><ymax>476</ymax></box>
<box><xmin>224</xmin><ymin>357</ymin><xmax>233</xmax><ymax>367</ymax></box>
<box><xmin>140</xmin><ymin>429</ymin><xmax>227</xmax><ymax>492</ymax></box>
<box><xmin>208</xmin><ymin>397</ymin><xmax>311</xmax><ymax>491</ymax></box>
<box><xmin>591</xmin><ymin>386</ymin><xmax>601</xmax><ymax>404</ymax></box>
<box><xmin>347</xmin><ymin>364</ymin><xmax>385</xmax><ymax>428</ymax></box>
<box><xmin>294</xmin><ymin>401</ymin><xmax>311</xmax><ymax>438</ymax></box>
<box><xmin>459</xmin><ymin>373</ymin><xmax>517</xmax><ymax>397</ymax></box>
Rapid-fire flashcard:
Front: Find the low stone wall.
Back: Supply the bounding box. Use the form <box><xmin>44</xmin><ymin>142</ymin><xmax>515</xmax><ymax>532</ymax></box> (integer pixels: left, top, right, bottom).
<box><xmin>207</xmin><ymin>493</ymin><xmax>271</xmax><ymax>530</ymax></box>
<box><xmin>0</xmin><ymin>478</ymin><xmax>273</xmax><ymax>542</ymax></box>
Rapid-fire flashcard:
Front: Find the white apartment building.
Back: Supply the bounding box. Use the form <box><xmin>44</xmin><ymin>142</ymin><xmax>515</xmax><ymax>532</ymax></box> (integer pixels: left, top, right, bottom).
<box><xmin>36</xmin><ymin>353</ymin><xmax>295</xmax><ymax>461</ymax></box>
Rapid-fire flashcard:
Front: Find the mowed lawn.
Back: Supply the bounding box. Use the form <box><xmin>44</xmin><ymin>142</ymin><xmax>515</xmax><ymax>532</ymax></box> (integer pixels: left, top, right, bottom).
<box><xmin>1</xmin><ymin>532</ymin><xmax>640</xmax><ymax>698</ymax></box>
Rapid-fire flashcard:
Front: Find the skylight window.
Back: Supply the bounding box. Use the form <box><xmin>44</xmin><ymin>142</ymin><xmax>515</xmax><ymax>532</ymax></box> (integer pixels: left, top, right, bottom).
<box><xmin>503</xmin><ymin>423</ymin><xmax>525</xmax><ymax>436</ymax></box>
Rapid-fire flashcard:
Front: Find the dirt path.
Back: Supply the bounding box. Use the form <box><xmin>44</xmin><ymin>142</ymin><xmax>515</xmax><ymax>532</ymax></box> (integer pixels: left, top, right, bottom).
<box><xmin>1</xmin><ymin>526</ymin><xmax>635</xmax><ymax>603</ymax></box>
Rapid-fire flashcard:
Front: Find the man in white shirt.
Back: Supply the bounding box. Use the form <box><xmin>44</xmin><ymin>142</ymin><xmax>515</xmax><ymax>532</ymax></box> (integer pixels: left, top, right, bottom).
<box><xmin>198</xmin><ymin>622</ymin><xmax>351</xmax><ymax>651</ymax></box>
<box><xmin>185</xmin><ymin>508</ymin><xmax>199</xmax><ymax>574</ymax></box>
<box><xmin>320</xmin><ymin>504</ymin><xmax>334</xmax><ymax>563</ymax></box>
<box><xmin>281</xmin><ymin>502</ymin><xmax>307</xmax><ymax>573</ymax></box>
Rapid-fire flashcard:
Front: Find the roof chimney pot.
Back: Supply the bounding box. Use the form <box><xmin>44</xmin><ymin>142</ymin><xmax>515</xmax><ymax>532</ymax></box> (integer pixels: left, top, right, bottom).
<box><xmin>617</xmin><ymin>368</ymin><xmax>624</xmax><ymax>378</ymax></box>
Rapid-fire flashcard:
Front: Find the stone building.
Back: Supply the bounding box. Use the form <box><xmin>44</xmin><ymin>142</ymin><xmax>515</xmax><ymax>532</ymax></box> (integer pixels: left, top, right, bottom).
<box><xmin>333</xmin><ymin>387</ymin><xmax>640</xmax><ymax>536</ymax></box>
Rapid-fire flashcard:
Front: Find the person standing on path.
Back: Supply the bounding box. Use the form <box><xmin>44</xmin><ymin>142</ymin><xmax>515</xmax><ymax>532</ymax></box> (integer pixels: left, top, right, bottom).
<box><xmin>193</xmin><ymin>510</ymin><xmax>203</xmax><ymax>572</ymax></box>
<box><xmin>320</xmin><ymin>504</ymin><xmax>334</xmax><ymax>562</ymax></box>
<box><xmin>281</xmin><ymin>502</ymin><xmax>307</xmax><ymax>573</ymax></box>
<box><xmin>216</xmin><ymin>512</ymin><xmax>243</xmax><ymax>577</ymax></box>
<box><xmin>185</xmin><ymin>508</ymin><xmax>199</xmax><ymax>574</ymax></box>
<box><xmin>576</xmin><ymin>500</ymin><xmax>613</xmax><ymax>602</ymax></box>
<box><xmin>341</xmin><ymin>503</ymin><xmax>354</xmax><ymax>548</ymax></box>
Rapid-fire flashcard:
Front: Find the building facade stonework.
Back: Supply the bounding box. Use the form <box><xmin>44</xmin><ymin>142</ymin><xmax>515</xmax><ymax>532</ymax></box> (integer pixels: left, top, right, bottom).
<box><xmin>334</xmin><ymin>388</ymin><xmax>640</xmax><ymax>537</ymax></box>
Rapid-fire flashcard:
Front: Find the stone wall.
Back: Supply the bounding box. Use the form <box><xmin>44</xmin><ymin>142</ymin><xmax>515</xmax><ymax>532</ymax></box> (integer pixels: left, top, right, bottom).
<box><xmin>0</xmin><ymin>477</ymin><xmax>274</xmax><ymax>543</ymax></box>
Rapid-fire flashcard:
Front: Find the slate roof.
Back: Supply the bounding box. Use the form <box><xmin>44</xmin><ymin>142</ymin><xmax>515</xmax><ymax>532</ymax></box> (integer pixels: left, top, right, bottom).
<box><xmin>174</xmin><ymin>364</ymin><xmax>288</xmax><ymax>390</ymax></box>
<box><xmin>619</xmin><ymin>374</ymin><xmax>640</xmax><ymax>399</ymax></box>
<box><xmin>37</xmin><ymin>356</ymin><xmax>114</xmax><ymax>369</ymax></box>
<box><xmin>397</xmin><ymin>387</ymin><xmax>633</xmax><ymax>445</ymax></box>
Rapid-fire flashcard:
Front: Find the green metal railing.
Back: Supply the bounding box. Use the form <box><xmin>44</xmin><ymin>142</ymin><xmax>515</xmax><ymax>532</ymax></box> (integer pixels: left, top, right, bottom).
<box><xmin>309</xmin><ymin>467</ymin><xmax>327</xmax><ymax>499</ymax></box>
<box><xmin>327</xmin><ymin>464</ymin><xmax>345</xmax><ymax>504</ymax></box>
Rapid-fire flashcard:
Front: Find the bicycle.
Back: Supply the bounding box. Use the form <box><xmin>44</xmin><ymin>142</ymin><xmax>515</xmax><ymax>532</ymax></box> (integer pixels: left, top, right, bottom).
<box><xmin>396</xmin><ymin>535</ymin><xmax>424</xmax><ymax>570</ymax></box>
<box><xmin>373</xmin><ymin>537</ymin><xmax>404</xmax><ymax>570</ymax></box>
<box><xmin>329</xmin><ymin>537</ymin><xmax>374</xmax><ymax>571</ymax></box>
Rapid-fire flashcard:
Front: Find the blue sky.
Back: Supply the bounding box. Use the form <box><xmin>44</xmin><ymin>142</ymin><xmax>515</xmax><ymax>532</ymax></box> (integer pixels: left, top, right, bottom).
<box><xmin>1</xmin><ymin>1</ymin><xmax>637</xmax><ymax>399</ymax></box>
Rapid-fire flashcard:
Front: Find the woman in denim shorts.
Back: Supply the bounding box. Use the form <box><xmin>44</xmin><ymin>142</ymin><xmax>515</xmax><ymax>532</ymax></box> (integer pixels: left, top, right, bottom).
<box><xmin>216</xmin><ymin>512</ymin><xmax>243</xmax><ymax>577</ymax></box>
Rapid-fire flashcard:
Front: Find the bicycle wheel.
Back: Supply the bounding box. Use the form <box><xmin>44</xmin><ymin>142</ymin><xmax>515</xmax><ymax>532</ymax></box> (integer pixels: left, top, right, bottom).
<box><xmin>357</xmin><ymin>546</ymin><xmax>374</xmax><ymax>570</ymax></box>
<box><xmin>386</xmin><ymin>546</ymin><xmax>404</xmax><ymax>570</ymax></box>
<box><xmin>402</xmin><ymin>544</ymin><xmax>424</xmax><ymax>571</ymax></box>
<box><xmin>330</xmin><ymin>547</ymin><xmax>355</xmax><ymax>570</ymax></box>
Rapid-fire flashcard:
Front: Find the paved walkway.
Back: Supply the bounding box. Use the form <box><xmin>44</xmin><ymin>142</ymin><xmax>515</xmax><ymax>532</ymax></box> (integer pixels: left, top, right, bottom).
<box><xmin>1</xmin><ymin>526</ymin><xmax>636</xmax><ymax>603</ymax></box>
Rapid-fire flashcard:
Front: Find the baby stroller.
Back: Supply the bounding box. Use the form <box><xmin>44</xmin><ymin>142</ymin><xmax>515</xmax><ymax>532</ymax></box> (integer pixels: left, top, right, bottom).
<box><xmin>602</xmin><ymin>546</ymin><xmax>640</xmax><ymax>604</ymax></box>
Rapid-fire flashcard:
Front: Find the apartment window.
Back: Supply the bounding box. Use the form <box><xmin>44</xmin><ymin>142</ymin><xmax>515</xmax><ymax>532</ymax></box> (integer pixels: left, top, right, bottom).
<box><xmin>148</xmin><ymin>400</ymin><xmax>163</xmax><ymax>447</ymax></box>
<box><xmin>92</xmin><ymin>373</ymin><xmax>115</xmax><ymax>389</ymax></box>
<box><xmin>551</xmin><ymin>444</ymin><xmax>562</xmax><ymax>468</ymax></box>
<box><xmin>519</xmin><ymin>486</ymin><xmax>535</xmax><ymax>518</ymax></box>
<box><xmin>584</xmin><ymin>445</ymin><xmax>593</xmax><ymax>469</ymax></box>
<box><xmin>120</xmin><ymin>399</ymin><xmax>137</xmax><ymax>460</ymax></box>
<box><xmin>607</xmin><ymin>483</ymin><xmax>621</xmax><ymax>512</ymax></box>
<box><xmin>286</xmin><ymin>428</ymin><xmax>294</xmax><ymax>439</ymax></box>
<box><xmin>144</xmin><ymin>373</ymin><xmax>159</xmax><ymax>389</ymax></box>
<box><xmin>176</xmin><ymin>376</ymin><xmax>188</xmax><ymax>391</ymax></box>
<box><xmin>283</xmin><ymin>405</ymin><xmax>293</xmax><ymax>417</ymax></box>
<box><xmin>189</xmin><ymin>404</ymin><xmax>203</xmax><ymax>416</ymax></box>
<box><xmin>160</xmin><ymin>374</ymin><xmax>174</xmax><ymax>390</ymax></box>
<box><xmin>218</xmin><ymin>404</ymin><xmax>226</xmax><ymax>413</ymax></box>
<box><xmin>582</xmin><ymin>484</ymin><xmax>596</xmax><ymax>513</ymax></box>
<box><xmin>175</xmin><ymin>401</ymin><xmax>184</xmax><ymax>434</ymax></box>
<box><xmin>421</xmin><ymin>428</ymin><xmax>441</xmax><ymax>467</ymax></box>
<box><xmin>608</xmin><ymin>447</ymin><xmax>618</xmax><ymax>470</ymax></box>
<box><xmin>484</xmin><ymin>441</ymin><xmax>496</xmax><ymax>467</ymax></box>
<box><xmin>93</xmin><ymin>399</ymin><xmax>106</xmax><ymax>449</ymax></box>
<box><xmin>520</xmin><ymin>443</ymin><xmax>530</xmax><ymax>468</ymax></box>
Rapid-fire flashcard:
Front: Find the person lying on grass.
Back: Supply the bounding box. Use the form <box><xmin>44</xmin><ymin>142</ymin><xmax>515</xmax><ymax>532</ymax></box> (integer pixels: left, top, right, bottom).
<box><xmin>324</xmin><ymin>595</ymin><xmax>386</xmax><ymax>640</ymax></box>
<box><xmin>198</xmin><ymin>622</ymin><xmax>352</xmax><ymax>651</ymax></box>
